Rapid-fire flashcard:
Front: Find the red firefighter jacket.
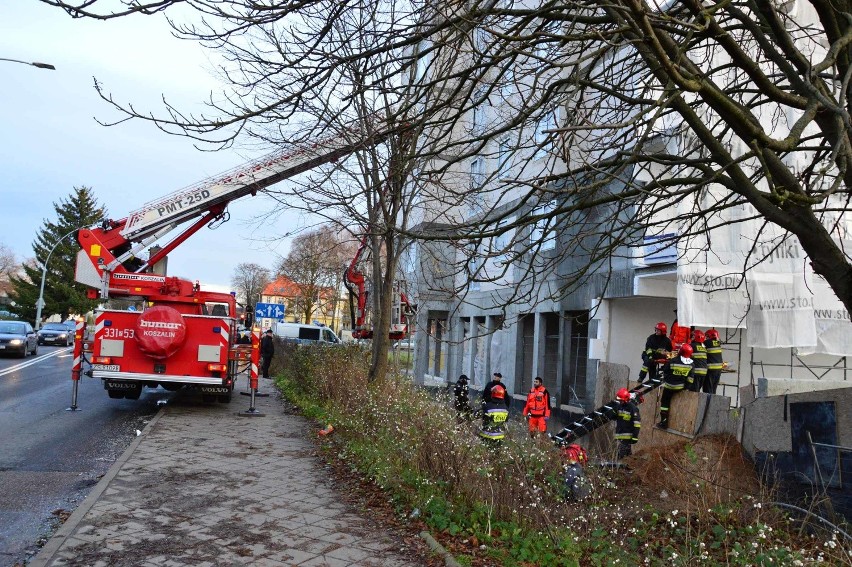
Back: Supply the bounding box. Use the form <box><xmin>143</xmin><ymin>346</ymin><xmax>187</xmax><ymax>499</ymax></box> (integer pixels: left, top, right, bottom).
<box><xmin>522</xmin><ymin>385</ymin><xmax>551</xmax><ymax>418</ymax></box>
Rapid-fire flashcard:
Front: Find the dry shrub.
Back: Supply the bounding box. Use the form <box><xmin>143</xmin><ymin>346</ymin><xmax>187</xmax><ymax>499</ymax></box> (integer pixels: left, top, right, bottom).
<box><xmin>631</xmin><ymin>433</ymin><xmax>761</xmax><ymax>511</ymax></box>
<box><xmin>281</xmin><ymin>346</ymin><xmax>569</xmax><ymax>531</ymax></box>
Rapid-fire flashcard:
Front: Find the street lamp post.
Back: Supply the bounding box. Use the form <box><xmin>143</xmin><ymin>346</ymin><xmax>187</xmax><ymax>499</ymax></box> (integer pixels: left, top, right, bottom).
<box><xmin>0</xmin><ymin>57</ymin><xmax>56</xmax><ymax>70</ymax></box>
<box><xmin>35</xmin><ymin>227</ymin><xmax>80</xmax><ymax>330</ymax></box>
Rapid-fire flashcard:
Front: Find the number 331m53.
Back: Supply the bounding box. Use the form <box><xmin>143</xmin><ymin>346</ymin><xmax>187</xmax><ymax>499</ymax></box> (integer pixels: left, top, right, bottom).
<box><xmin>103</xmin><ymin>328</ymin><xmax>134</xmax><ymax>339</ymax></box>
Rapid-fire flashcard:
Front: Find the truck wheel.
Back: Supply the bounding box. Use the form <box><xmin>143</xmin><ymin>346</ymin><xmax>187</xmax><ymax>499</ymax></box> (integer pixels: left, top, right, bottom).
<box><xmin>107</xmin><ymin>390</ymin><xmax>125</xmax><ymax>399</ymax></box>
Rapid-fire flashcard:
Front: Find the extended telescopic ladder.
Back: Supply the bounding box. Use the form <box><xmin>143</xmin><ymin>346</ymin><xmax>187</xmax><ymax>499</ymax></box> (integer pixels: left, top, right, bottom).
<box><xmin>120</xmin><ymin>126</ymin><xmax>377</xmax><ymax>243</ymax></box>
<box><xmin>551</xmin><ymin>373</ymin><xmax>665</xmax><ymax>446</ymax></box>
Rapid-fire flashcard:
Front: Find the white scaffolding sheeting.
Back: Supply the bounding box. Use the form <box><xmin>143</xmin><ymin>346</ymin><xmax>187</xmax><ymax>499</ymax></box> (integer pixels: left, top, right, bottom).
<box><xmin>677</xmin><ymin>198</ymin><xmax>851</xmax><ymax>356</ymax></box>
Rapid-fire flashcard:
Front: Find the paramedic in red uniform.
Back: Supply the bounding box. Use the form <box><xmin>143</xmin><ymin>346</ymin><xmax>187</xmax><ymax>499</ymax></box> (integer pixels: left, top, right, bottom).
<box><xmin>522</xmin><ymin>376</ymin><xmax>552</xmax><ymax>438</ymax></box>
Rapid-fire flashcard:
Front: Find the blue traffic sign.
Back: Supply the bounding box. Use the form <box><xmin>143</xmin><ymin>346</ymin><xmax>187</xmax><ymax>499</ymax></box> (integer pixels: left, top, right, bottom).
<box><xmin>255</xmin><ymin>302</ymin><xmax>286</xmax><ymax>320</ymax></box>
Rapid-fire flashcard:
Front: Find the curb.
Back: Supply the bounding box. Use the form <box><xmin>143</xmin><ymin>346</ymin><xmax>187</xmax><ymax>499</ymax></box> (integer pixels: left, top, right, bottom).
<box><xmin>28</xmin><ymin>407</ymin><xmax>168</xmax><ymax>567</ymax></box>
<box><xmin>420</xmin><ymin>531</ymin><xmax>463</xmax><ymax>567</ymax></box>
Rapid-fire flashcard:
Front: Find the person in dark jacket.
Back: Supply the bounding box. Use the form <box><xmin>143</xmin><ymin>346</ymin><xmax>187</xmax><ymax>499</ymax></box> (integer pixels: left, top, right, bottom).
<box><xmin>613</xmin><ymin>387</ymin><xmax>641</xmax><ymax>458</ymax></box>
<box><xmin>657</xmin><ymin>343</ymin><xmax>694</xmax><ymax>429</ymax></box>
<box><xmin>453</xmin><ymin>374</ymin><xmax>472</xmax><ymax>420</ymax></box>
<box><xmin>690</xmin><ymin>329</ymin><xmax>708</xmax><ymax>392</ymax></box>
<box><xmin>236</xmin><ymin>328</ymin><xmax>252</xmax><ymax>345</ymax></box>
<box><xmin>703</xmin><ymin>329</ymin><xmax>724</xmax><ymax>394</ymax></box>
<box><xmin>478</xmin><ymin>382</ymin><xmax>509</xmax><ymax>445</ymax></box>
<box><xmin>481</xmin><ymin>372</ymin><xmax>511</xmax><ymax>409</ymax></box>
<box><xmin>638</xmin><ymin>322</ymin><xmax>673</xmax><ymax>383</ymax></box>
<box><xmin>260</xmin><ymin>329</ymin><xmax>275</xmax><ymax>378</ymax></box>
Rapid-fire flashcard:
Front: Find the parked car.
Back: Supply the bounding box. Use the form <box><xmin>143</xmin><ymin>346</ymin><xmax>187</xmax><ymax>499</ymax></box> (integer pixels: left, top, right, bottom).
<box><xmin>273</xmin><ymin>322</ymin><xmax>341</xmax><ymax>345</ymax></box>
<box><xmin>0</xmin><ymin>321</ymin><xmax>38</xmax><ymax>357</ymax></box>
<box><xmin>38</xmin><ymin>322</ymin><xmax>74</xmax><ymax>346</ymax></box>
<box><xmin>62</xmin><ymin>319</ymin><xmax>79</xmax><ymax>336</ymax></box>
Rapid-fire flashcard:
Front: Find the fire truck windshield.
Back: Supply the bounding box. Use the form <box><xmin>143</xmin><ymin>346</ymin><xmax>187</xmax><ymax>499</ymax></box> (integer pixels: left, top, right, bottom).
<box><xmin>205</xmin><ymin>303</ymin><xmax>230</xmax><ymax>317</ymax></box>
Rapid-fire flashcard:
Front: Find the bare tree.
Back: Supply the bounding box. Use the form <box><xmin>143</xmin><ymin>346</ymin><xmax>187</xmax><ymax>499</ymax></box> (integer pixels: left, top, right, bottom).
<box><xmin>0</xmin><ymin>243</ymin><xmax>17</xmax><ymax>301</ymax></box>
<box><xmin>40</xmin><ymin>0</ymin><xmax>851</xmax><ymax>320</ymax></box>
<box><xmin>277</xmin><ymin>227</ymin><xmax>340</xmax><ymax>324</ymax></box>
<box><xmin>230</xmin><ymin>262</ymin><xmax>271</xmax><ymax>322</ymax></box>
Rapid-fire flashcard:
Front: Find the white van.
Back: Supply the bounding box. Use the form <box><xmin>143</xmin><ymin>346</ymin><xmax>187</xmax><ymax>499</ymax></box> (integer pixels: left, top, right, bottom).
<box><xmin>273</xmin><ymin>322</ymin><xmax>341</xmax><ymax>345</ymax></box>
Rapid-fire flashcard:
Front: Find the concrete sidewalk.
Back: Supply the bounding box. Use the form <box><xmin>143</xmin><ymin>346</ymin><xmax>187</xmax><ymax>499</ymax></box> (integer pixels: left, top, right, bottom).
<box><xmin>30</xmin><ymin>381</ymin><xmax>427</xmax><ymax>567</ymax></box>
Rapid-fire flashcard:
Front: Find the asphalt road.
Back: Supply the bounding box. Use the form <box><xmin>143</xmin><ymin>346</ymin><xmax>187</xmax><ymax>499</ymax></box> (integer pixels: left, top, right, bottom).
<box><xmin>0</xmin><ymin>346</ymin><xmax>170</xmax><ymax>566</ymax></box>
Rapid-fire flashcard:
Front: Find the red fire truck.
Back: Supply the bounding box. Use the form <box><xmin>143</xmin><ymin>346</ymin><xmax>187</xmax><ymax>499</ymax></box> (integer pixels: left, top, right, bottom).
<box><xmin>73</xmin><ymin>129</ymin><xmax>372</xmax><ymax>402</ymax></box>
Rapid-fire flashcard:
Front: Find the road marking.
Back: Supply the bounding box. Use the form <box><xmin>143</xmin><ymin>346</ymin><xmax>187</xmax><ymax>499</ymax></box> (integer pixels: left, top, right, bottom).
<box><xmin>0</xmin><ymin>347</ymin><xmax>72</xmax><ymax>377</ymax></box>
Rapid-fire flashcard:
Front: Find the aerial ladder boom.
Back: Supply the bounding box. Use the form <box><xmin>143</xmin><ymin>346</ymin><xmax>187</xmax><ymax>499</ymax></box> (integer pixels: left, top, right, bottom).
<box><xmin>76</xmin><ymin>126</ymin><xmax>379</xmax><ymax>299</ymax></box>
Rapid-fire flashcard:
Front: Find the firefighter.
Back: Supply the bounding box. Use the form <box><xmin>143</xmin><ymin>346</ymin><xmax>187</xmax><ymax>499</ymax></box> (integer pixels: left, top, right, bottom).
<box><xmin>478</xmin><ymin>382</ymin><xmax>510</xmax><ymax>445</ymax></box>
<box><xmin>690</xmin><ymin>329</ymin><xmax>708</xmax><ymax>392</ymax></box>
<box><xmin>638</xmin><ymin>322</ymin><xmax>673</xmax><ymax>383</ymax></box>
<box><xmin>453</xmin><ymin>374</ymin><xmax>472</xmax><ymax>421</ymax></box>
<box><xmin>482</xmin><ymin>372</ymin><xmax>511</xmax><ymax>410</ymax></box>
<box><xmin>522</xmin><ymin>376</ymin><xmax>551</xmax><ymax>437</ymax></box>
<box><xmin>657</xmin><ymin>343</ymin><xmax>694</xmax><ymax>429</ymax></box>
<box><xmin>561</xmin><ymin>443</ymin><xmax>589</xmax><ymax>500</ymax></box>
<box><xmin>704</xmin><ymin>329</ymin><xmax>724</xmax><ymax>394</ymax></box>
<box><xmin>260</xmin><ymin>328</ymin><xmax>275</xmax><ymax>379</ymax></box>
<box><xmin>614</xmin><ymin>387</ymin><xmax>641</xmax><ymax>458</ymax></box>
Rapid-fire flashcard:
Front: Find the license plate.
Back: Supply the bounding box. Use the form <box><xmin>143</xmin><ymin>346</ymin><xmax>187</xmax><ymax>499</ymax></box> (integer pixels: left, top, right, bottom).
<box><xmin>92</xmin><ymin>364</ymin><xmax>120</xmax><ymax>371</ymax></box>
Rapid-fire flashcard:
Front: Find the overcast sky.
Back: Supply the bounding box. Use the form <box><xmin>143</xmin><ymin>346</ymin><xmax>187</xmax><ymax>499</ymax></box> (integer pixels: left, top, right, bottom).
<box><xmin>0</xmin><ymin>0</ymin><xmax>305</xmax><ymax>292</ymax></box>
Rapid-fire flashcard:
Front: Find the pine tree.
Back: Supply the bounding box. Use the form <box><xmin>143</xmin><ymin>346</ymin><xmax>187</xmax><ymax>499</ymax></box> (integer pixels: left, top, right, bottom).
<box><xmin>9</xmin><ymin>187</ymin><xmax>107</xmax><ymax>325</ymax></box>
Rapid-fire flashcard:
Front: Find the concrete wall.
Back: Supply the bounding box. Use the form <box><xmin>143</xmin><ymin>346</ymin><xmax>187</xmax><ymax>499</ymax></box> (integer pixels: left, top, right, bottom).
<box><xmin>740</xmin><ymin>385</ymin><xmax>852</xmax><ymax>456</ymax></box>
<box><xmin>589</xmin><ymin>296</ymin><xmax>677</xmax><ymax>377</ymax></box>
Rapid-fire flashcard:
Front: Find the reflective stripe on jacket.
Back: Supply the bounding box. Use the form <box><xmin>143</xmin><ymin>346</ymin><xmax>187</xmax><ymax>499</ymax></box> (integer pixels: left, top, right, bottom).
<box><xmin>691</xmin><ymin>340</ymin><xmax>707</xmax><ymax>375</ymax></box>
<box><xmin>614</xmin><ymin>401</ymin><xmax>641</xmax><ymax>443</ymax></box>
<box><xmin>522</xmin><ymin>386</ymin><xmax>551</xmax><ymax>417</ymax></box>
<box><xmin>662</xmin><ymin>355</ymin><xmax>694</xmax><ymax>389</ymax></box>
<box><xmin>705</xmin><ymin>339</ymin><xmax>723</xmax><ymax>370</ymax></box>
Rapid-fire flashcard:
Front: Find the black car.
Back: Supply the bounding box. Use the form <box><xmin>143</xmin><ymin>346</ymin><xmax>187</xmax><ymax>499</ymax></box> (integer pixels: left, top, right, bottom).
<box><xmin>0</xmin><ymin>321</ymin><xmax>39</xmax><ymax>357</ymax></box>
<box><xmin>38</xmin><ymin>322</ymin><xmax>74</xmax><ymax>346</ymax></box>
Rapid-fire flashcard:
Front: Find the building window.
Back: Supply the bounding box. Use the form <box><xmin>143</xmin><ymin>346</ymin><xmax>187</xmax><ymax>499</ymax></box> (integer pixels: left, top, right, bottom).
<box><xmin>415</xmin><ymin>39</ymin><xmax>432</xmax><ymax>82</ymax></box>
<box><xmin>470</xmin><ymin>157</ymin><xmax>484</xmax><ymax>191</ymax></box>
<box><xmin>467</xmin><ymin>242</ymin><xmax>484</xmax><ymax>291</ymax></box>
<box><xmin>498</xmin><ymin>138</ymin><xmax>510</xmax><ymax>178</ymax></box>
<box><xmin>472</xmin><ymin>99</ymin><xmax>485</xmax><ymax>135</ymax></box>
<box><xmin>535</xmin><ymin>108</ymin><xmax>559</xmax><ymax>159</ymax></box>
<box><xmin>501</xmin><ymin>62</ymin><xmax>515</xmax><ymax>98</ymax></box>
<box><xmin>493</xmin><ymin>216</ymin><xmax>514</xmax><ymax>252</ymax></box>
<box><xmin>535</xmin><ymin>18</ymin><xmax>561</xmax><ymax>60</ymax></box>
<box><xmin>530</xmin><ymin>201</ymin><xmax>556</xmax><ymax>251</ymax></box>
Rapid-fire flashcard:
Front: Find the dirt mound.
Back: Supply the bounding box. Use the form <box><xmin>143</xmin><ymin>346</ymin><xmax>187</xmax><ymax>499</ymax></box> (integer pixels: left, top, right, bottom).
<box><xmin>628</xmin><ymin>433</ymin><xmax>761</xmax><ymax>509</ymax></box>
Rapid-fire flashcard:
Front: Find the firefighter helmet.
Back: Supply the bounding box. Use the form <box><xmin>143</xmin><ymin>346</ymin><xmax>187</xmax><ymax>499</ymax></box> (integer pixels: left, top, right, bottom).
<box><xmin>692</xmin><ymin>329</ymin><xmax>705</xmax><ymax>343</ymax></box>
<box><xmin>655</xmin><ymin>322</ymin><xmax>667</xmax><ymax>333</ymax></box>
<box><xmin>679</xmin><ymin>343</ymin><xmax>694</xmax><ymax>358</ymax></box>
<box><xmin>706</xmin><ymin>328</ymin><xmax>719</xmax><ymax>340</ymax></box>
<box><xmin>616</xmin><ymin>387</ymin><xmax>631</xmax><ymax>402</ymax></box>
<box><xmin>490</xmin><ymin>385</ymin><xmax>506</xmax><ymax>399</ymax></box>
<box><xmin>562</xmin><ymin>443</ymin><xmax>588</xmax><ymax>465</ymax></box>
